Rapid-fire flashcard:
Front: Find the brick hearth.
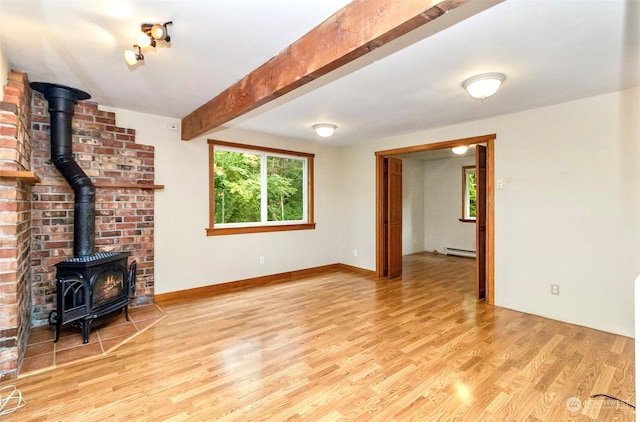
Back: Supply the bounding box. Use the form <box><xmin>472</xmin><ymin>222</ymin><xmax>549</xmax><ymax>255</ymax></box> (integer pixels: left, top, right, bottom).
<box><xmin>21</xmin><ymin>304</ymin><xmax>165</xmax><ymax>375</ymax></box>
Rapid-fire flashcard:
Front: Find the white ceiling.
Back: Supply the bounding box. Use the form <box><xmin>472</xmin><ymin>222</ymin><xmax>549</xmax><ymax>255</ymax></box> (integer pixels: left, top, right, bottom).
<box><xmin>1</xmin><ymin>0</ymin><xmax>638</xmax><ymax>147</ymax></box>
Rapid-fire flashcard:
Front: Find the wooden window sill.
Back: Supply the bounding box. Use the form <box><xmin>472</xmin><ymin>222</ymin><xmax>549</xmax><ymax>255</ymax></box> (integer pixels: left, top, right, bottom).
<box><xmin>459</xmin><ymin>218</ymin><xmax>476</xmax><ymax>223</ymax></box>
<box><xmin>207</xmin><ymin>223</ymin><xmax>316</xmax><ymax>236</ymax></box>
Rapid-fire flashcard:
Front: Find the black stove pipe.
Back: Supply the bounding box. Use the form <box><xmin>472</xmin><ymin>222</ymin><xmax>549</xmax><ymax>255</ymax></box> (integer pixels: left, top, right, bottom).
<box><xmin>31</xmin><ymin>82</ymin><xmax>95</xmax><ymax>258</ymax></box>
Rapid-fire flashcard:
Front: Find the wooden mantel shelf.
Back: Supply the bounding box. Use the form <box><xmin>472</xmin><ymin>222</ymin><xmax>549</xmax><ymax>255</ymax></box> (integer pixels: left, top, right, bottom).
<box><xmin>0</xmin><ymin>170</ymin><xmax>41</xmax><ymax>184</ymax></box>
<box><xmin>25</xmin><ymin>179</ymin><xmax>165</xmax><ymax>190</ymax></box>
<box><xmin>0</xmin><ymin>171</ymin><xmax>164</xmax><ymax>190</ymax></box>
<box><xmin>94</xmin><ymin>182</ymin><xmax>164</xmax><ymax>190</ymax></box>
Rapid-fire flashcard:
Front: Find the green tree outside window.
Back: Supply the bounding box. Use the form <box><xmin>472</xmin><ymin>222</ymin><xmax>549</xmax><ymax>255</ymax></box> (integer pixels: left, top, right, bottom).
<box><xmin>214</xmin><ymin>149</ymin><xmax>306</xmax><ymax>225</ymax></box>
<box><xmin>463</xmin><ymin>166</ymin><xmax>477</xmax><ymax>220</ymax></box>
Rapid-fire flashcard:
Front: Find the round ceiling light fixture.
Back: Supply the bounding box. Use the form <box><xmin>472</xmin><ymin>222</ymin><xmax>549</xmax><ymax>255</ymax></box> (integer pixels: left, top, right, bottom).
<box><xmin>462</xmin><ymin>72</ymin><xmax>506</xmax><ymax>100</ymax></box>
<box><xmin>313</xmin><ymin>123</ymin><xmax>337</xmax><ymax>138</ymax></box>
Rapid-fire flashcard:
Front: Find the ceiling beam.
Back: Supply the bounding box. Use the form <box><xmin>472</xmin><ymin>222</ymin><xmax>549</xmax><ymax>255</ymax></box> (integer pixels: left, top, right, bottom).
<box><xmin>181</xmin><ymin>0</ymin><xmax>470</xmax><ymax>140</ymax></box>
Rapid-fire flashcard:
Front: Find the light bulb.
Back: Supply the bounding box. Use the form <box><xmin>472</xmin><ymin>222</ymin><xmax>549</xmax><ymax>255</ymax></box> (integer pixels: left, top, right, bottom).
<box><xmin>452</xmin><ymin>146</ymin><xmax>468</xmax><ymax>155</ymax></box>
<box><xmin>136</xmin><ymin>31</ymin><xmax>151</xmax><ymax>48</ymax></box>
<box><xmin>124</xmin><ymin>49</ymin><xmax>138</xmax><ymax>65</ymax></box>
<box><xmin>150</xmin><ymin>24</ymin><xmax>166</xmax><ymax>40</ymax></box>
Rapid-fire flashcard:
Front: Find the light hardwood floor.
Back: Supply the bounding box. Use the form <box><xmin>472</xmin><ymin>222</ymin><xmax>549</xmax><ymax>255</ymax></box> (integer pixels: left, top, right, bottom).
<box><xmin>4</xmin><ymin>253</ymin><xmax>635</xmax><ymax>421</ymax></box>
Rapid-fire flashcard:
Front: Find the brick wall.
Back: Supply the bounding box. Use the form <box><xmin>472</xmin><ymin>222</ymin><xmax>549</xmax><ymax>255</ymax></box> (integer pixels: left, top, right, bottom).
<box><xmin>30</xmin><ymin>92</ymin><xmax>157</xmax><ymax>326</ymax></box>
<box><xmin>0</xmin><ymin>71</ymin><xmax>33</xmax><ymax>379</ymax></box>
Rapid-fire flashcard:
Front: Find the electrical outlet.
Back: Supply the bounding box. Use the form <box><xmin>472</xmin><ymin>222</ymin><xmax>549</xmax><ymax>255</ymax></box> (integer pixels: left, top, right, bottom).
<box><xmin>551</xmin><ymin>284</ymin><xmax>560</xmax><ymax>296</ymax></box>
<box><xmin>259</xmin><ymin>256</ymin><xmax>264</xmax><ymax>264</ymax></box>
<box><xmin>353</xmin><ymin>249</ymin><xmax>358</xmax><ymax>257</ymax></box>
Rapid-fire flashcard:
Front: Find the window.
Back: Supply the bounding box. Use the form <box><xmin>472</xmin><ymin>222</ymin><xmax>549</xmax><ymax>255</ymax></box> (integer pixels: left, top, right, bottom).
<box><xmin>461</xmin><ymin>165</ymin><xmax>476</xmax><ymax>222</ymax></box>
<box><xmin>207</xmin><ymin>140</ymin><xmax>315</xmax><ymax>235</ymax></box>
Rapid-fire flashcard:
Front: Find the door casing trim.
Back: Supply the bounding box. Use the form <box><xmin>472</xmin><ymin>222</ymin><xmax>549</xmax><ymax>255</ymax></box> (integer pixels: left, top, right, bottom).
<box><xmin>374</xmin><ymin>134</ymin><xmax>495</xmax><ymax>304</ymax></box>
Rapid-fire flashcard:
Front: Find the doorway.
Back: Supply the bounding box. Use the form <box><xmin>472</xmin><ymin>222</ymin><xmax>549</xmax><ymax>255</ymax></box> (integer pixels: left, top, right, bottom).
<box><xmin>375</xmin><ymin>134</ymin><xmax>495</xmax><ymax>304</ymax></box>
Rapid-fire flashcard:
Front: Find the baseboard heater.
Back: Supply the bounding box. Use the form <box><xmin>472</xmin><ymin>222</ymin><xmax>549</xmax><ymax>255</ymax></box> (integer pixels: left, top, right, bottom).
<box><xmin>445</xmin><ymin>247</ymin><xmax>476</xmax><ymax>258</ymax></box>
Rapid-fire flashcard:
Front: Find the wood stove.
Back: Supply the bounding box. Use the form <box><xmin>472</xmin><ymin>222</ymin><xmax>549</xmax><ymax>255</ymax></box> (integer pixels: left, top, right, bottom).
<box><xmin>49</xmin><ymin>252</ymin><xmax>136</xmax><ymax>344</ymax></box>
<box><xmin>31</xmin><ymin>82</ymin><xmax>139</xmax><ymax>344</ymax></box>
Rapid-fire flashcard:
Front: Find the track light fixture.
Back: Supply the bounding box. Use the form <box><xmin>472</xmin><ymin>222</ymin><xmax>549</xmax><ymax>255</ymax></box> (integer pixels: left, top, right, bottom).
<box><xmin>124</xmin><ymin>21</ymin><xmax>173</xmax><ymax>66</ymax></box>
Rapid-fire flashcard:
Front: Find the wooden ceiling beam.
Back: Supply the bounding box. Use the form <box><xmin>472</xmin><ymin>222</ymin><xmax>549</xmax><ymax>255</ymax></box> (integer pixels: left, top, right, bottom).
<box><xmin>181</xmin><ymin>0</ymin><xmax>470</xmax><ymax>140</ymax></box>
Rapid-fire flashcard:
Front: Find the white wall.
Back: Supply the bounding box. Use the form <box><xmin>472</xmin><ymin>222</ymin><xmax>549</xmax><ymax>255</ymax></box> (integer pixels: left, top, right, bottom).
<box><xmin>402</xmin><ymin>158</ymin><xmax>425</xmax><ymax>255</ymax></box>
<box><xmin>104</xmin><ymin>87</ymin><xmax>640</xmax><ymax>337</ymax></box>
<box><xmin>336</xmin><ymin>142</ymin><xmax>376</xmax><ymax>269</ymax></box>
<box><xmin>402</xmin><ymin>155</ymin><xmax>477</xmax><ymax>256</ymax></box>
<box><xmin>0</xmin><ymin>47</ymin><xmax>8</xmax><ymax>100</ymax></box>
<box><xmin>339</xmin><ymin>87</ymin><xmax>640</xmax><ymax>337</ymax></box>
<box><xmin>424</xmin><ymin>155</ymin><xmax>476</xmax><ymax>254</ymax></box>
<box><xmin>101</xmin><ymin>107</ymin><xmax>342</xmax><ymax>295</ymax></box>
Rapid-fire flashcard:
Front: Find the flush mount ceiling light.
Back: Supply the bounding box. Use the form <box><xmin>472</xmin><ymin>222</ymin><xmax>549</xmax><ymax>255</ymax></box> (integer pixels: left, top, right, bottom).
<box><xmin>313</xmin><ymin>123</ymin><xmax>337</xmax><ymax>138</ymax></box>
<box><xmin>452</xmin><ymin>146</ymin><xmax>468</xmax><ymax>155</ymax></box>
<box><xmin>462</xmin><ymin>72</ymin><xmax>506</xmax><ymax>100</ymax></box>
<box><xmin>124</xmin><ymin>21</ymin><xmax>173</xmax><ymax>66</ymax></box>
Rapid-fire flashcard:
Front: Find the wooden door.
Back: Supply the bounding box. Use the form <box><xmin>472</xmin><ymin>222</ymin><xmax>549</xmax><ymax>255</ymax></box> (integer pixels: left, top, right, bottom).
<box><xmin>476</xmin><ymin>145</ymin><xmax>487</xmax><ymax>299</ymax></box>
<box><xmin>387</xmin><ymin>157</ymin><xmax>403</xmax><ymax>278</ymax></box>
<box><xmin>375</xmin><ymin>134</ymin><xmax>495</xmax><ymax>302</ymax></box>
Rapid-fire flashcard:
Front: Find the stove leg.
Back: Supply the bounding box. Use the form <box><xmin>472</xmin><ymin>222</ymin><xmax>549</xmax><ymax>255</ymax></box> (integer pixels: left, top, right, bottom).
<box><xmin>81</xmin><ymin>319</ymin><xmax>91</xmax><ymax>344</ymax></box>
<box><xmin>48</xmin><ymin>311</ymin><xmax>60</xmax><ymax>343</ymax></box>
<box><xmin>125</xmin><ymin>304</ymin><xmax>130</xmax><ymax>321</ymax></box>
